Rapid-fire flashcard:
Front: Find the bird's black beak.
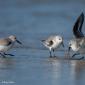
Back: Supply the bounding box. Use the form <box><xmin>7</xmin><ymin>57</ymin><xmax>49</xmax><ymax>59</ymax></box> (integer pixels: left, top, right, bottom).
<box><xmin>16</xmin><ymin>40</ymin><xmax>22</xmax><ymax>45</ymax></box>
<box><xmin>62</xmin><ymin>42</ymin><xmax>64</xmax><ymax>47</ymax></box>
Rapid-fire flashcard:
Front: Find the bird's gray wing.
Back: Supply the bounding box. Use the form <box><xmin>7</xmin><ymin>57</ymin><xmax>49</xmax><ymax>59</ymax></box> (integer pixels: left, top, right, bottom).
<box><xmin>73</xmin><ymin>12</ymin><xmax>84</xmax><ymax>38</ymax></box>
<box><xmin>0</xmin><ymin>38</ymin><xmax>12</xmax><ymax>46</ymax></box>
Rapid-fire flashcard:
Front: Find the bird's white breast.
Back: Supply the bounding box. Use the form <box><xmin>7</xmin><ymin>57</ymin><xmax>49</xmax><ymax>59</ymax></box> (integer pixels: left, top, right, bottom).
<box><xmin>0</xmin><ymin>44</ymin><xmax>13</xmax><ymax>52</ymax></box>
<box><xmin>71</xmin><ymin>45</ymin><xmax>79</xmax><ymax>52</ymax></box>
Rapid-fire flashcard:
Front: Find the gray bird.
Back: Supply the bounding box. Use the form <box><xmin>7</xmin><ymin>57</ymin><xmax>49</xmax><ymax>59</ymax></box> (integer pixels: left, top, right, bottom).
<box><xmin>68</xmin><ymin>12</ymin><xmax>85</xmax><ymax>59</ymax></box>
<box><xmin>42</xmin><ymin>35</ymin><xmax>64</xmax><ymax>58</ymax></box>
<box><xmin>0</xmin><ymin>35</ymin><xmax>22</xmax><ymax>57</ymax></box>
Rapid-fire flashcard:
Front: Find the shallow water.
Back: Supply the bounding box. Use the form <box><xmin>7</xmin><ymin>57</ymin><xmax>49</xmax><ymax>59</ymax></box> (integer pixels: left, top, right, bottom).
<box><xmin>0</xmin><ymin>0</ymin><xmax>85</xmax><ymax>85</ymax></box>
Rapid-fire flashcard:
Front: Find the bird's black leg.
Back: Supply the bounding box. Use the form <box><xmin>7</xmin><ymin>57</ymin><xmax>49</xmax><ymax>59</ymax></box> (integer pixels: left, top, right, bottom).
<box><xmin>0</xmin><ymin>53</ymin><xmax>6</xmax><ymax>58</ymax></box>
<box><xmin>72</xmin><ymin>53</ymin><xmax>80</xmax><ymax>58</ymax></box>
<box><xmin>4</xmin><ymin>53</ymin><xmax>14</xmax><ymax>56</ymax></box>
<box><xmin>53</xmin><ymin>49</ymin><xmax>56</xmax><ymax>57</ymax></box>
<box><xmin>78</xmin><ymin>56</ymin><xmax>84</xmax><ymax>60</ymax></box>
<box><xmin>49</xmin><ymin>50</ymin><xmax>52</xmax><ymax>58</ymax></box>
<box><xmin>72</xmin><ymin>53</ymin><xmax>84</xmax><ymax>60</ymax></box>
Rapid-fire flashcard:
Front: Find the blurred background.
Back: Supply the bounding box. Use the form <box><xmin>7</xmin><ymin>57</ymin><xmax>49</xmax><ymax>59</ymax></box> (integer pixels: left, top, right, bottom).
<box><xmin>0</xmin><ymin>0</ymin><xmax>85</xmax><ymax>43</ymax></box>
<box><xmin>0</xmin><ymin>0</ymin><xmax>85</xmax><ymax>85</ymax></box>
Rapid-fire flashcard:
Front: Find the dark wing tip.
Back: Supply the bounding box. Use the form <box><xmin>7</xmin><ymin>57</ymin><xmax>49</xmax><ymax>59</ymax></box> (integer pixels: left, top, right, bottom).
<box><xmin>73</xmin><ymin>12</ymin><xmax>84</xmax><ymax>38</ymax></box>
<box><xmin>81</xmin><ymin>12</ymin><xmax>84</xmax><ymax>17</ymax></box>
<box><xmin>41</xmin><ymin>40</ymin><xmax>45</xmax><ymax>42</ymax></box>
<box><xmin>80</xmin><ymin>12</ymin><xmax>84</xmax><ymax>23</ymax></box>
<box><xmin>7</xmin><ymin>41</ymin><xmax>12</xmax><ymax>46</ymax></box>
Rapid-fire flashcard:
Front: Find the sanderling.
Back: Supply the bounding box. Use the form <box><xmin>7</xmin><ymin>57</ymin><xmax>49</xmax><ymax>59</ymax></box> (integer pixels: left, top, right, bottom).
<box><xmin>68</xmin><ymin>12</ymin><xmax>85</xmax><ymax>59</ymax></box>
<box><xmin>41</xmin><ymin>35</ymin><xmax>64</xmax><ymax>57</ymax></box>
<box><xmin>0</xmin><ymin>35</ymin><xmax>22</xmax><ymax>57</ymax></box>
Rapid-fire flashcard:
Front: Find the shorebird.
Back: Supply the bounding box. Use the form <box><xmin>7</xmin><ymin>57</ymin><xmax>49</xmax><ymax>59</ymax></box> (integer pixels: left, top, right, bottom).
<box><xmin>41</xmin><ymin>35</ymin><xmax>64</xmax><ymax>57</ymax></box>
<box><xmin>0</xmin><ymin>35</ymin><xmax>22</xmax><ymax>57</ymax></box>
<box><xmin>68</xmin><ymin>12</ymin><xmax>85</xmax><ymax>59</ymax></box>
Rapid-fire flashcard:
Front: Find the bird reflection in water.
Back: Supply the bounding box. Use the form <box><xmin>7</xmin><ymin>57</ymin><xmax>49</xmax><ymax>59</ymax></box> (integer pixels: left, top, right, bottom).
<box><xmin>0</xmin><ymin>57</ymin><xmax>15</xmax><ymax>69</ymax></box>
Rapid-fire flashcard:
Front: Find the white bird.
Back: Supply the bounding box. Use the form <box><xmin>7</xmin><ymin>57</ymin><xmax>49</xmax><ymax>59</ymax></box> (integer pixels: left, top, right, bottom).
<box><xmin>0</xmin><ymin>35</ymin><xmax>22</xmax><ymax>57</ymax></box>
<box><xmin>41</xmin><ymin>35</ymin><xmax>64</xmax><ymax>57</ymax></box>
<box><xmin>68</xmin><ymin>12</ymin><xmax>85</xmax><ymax>59</ymax></box>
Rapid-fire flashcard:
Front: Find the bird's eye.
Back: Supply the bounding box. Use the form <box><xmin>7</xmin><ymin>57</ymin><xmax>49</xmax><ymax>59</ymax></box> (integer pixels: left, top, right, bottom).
<box><xmin>59</xmin><ymin>38</ymin><xmax>61</xmax><ymax>40</ymax></box>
